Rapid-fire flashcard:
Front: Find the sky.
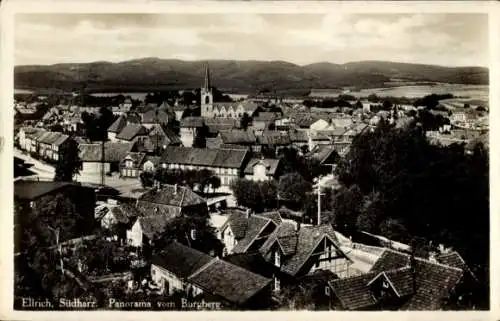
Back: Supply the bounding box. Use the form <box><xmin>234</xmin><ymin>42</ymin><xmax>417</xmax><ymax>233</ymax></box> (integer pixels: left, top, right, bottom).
<box><xmin>14</xmin><ymin>13</ymin><xmax>489</xmax><ymax>67</ymax></box>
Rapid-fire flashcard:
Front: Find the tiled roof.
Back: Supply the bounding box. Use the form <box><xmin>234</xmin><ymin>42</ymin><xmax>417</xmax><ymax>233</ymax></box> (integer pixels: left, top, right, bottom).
<box><xmin>161</xmin><ymin>146</ymin><xmax>248</xmax><ymax>169</ymax></box>
<box><xmin>116</xmin><ymin>124</ymin><xmax>148</xmax><ymax>141</ymax></box>
<box><xmin>108</xmin><ymin>115</ymin><xmax>127</xmax><ymax>133</ymax></box>
<box><xmin>243</xmin><ymin>158</ymin><xmax>280</xmax><ymax>176</ymax></box>
<box><xmin>255</xmin><ymin>211</ymin><xmax>283</xmax><ymax>226</ymax></box>
<box><xmin>138</xmin><ymin>184</ymin><xmax>206</xmax><ymax>208</ymax></box>
<box><xmin>204</xmin><ymin>118</ymin><xmax>239</xmax><ymax>134</ymax></box>
<box><xmin>137</xmin><ymin>215</ymin><xmax>170</xmax><ymax>240</ymax></box>
<box><xmin>79</xmin><ymin>142</ymin><xmax>133</xmax><ymax>162</ymax></box>
<box><xmin>370</xmin><ymin>249</ymin><xmax>465</xmax><ymax>310</ymax></box>
<box><xmin>110</xmin><ymin>203</ymin><xmax>143</xmax><ymax>224</ymax></box>
<box><xmin>180</xmin><ymin>116</ymin><xmax>204</xmax><ymax>128</ymax></box>
<box><xmin>152</xmin><ymin>241</ymin><xmax>213</xmax><ymax>279</ymax></box>
<box><xmin>436</xmin><ymin>251</ymin><xmax>468</xmax><ymax>271</ymax></box>
<box><xmin>257</xmin><ymin>133</ymin><xmax>291</xmax><ymax>146</ymax></box>
<box><xmin>37</xmin><ymin>131</ymin><xmax>69</xmax><ymax>146</ymax></box>
<box><xmin>220</xmin><ymin>209</ymin><xmax>249</xmax><ymax>239</ymax></box>
<box><xmin>219</xmin><ymin>130</ymin><xmax>256</xmax><ymax>144</ymax></box>
<box><xmin>307</xmin><ymin>145</ymin><xmax>338</xmax><ymax>164</ymax></box>
<box><xmin>187</xmin><ymin>258</ymin><xmax>271</xmax><ymax>305</ymax></box>
<box><xmin>329</xmin><ymin>272</ymin><xmax>379</xmax><ymax>310</ymax></box>
<box><xmin>238</xmin><ymin>101</ymin><xmax>260</xmax><ymax>115</ymax></box>
<box><xmin>231</xmin><ymin>216</ymin><xmax>274</xmax><ymax>254</ymax></box>
<box><xmin>223</xmin><ymin>252</ymin><xmax>275</xmax><ymax>278</ymax></box>
<box><xmin>14</xmin><ymin>181</ymin><xmax>73</xmax><ymax>200</ymax></box>
<box><xmin>260</xmin><ymin>224</ymin><xmax>343</xmax><ymax>276</ymax></box>
<box><xmin>141</xmin><ymin>109</ymin><xmax>171</xmax><ymax>124</ymax></box>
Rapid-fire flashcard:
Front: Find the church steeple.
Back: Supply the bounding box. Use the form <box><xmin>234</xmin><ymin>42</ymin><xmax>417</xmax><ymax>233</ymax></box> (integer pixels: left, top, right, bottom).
<box><xmin>203</xmin><ymin>63</ymin><xmax>211</xmax><ymax>90</ymax></box>
<box><xmin>201</xmin><ymin>62</ymin><xmax>213</xmax><ymax>117</ymax></box>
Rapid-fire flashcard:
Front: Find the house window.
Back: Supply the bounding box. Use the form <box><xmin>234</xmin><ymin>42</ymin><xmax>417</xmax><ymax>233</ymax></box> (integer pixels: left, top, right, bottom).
<box><xmin>274</xmin><ymin>251</ymin><xmax>281</xmax><ymax>267</ymax></box>
<box><xmin>273</xmin><ymin>276</ymin><xmax>280</xmax><ymax>292</ymax></box>
<box><xmin>325</xmin><ymin>286</ymin><xmax>330</xmax><ymax>296</ymax></box>
<box><xmin>126</xmin><ymin>160</ymin><xmax>133</xmax><ymax>168</ymax></box>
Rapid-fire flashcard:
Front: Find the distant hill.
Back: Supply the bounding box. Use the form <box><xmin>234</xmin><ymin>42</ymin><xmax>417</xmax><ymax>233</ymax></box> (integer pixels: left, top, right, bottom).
<box><xmin>14</xmin><ymin>58</ymin><xmax>489</xmax><ymax>94</ymax></box>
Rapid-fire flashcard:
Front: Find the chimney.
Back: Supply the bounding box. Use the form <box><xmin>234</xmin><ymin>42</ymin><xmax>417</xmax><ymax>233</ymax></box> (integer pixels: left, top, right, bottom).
<box><xmin>246</xmin><ymin>208</ymin><xmax>251</xmax><ymax>219</ymax></box>
<box><xmin>174</xmin><ymin>184</ymin><xmax>178</xmax><ymax>195</ymax></box>
<box><xmin>295</xmin><ymin>222</ymin><xmax>301</xmax><ymax>232</ymax></box>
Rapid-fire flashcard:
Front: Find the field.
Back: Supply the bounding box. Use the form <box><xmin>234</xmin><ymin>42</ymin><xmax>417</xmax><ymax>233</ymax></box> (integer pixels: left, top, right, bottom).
<box><xmin>310</xmin><ymin>84</ymin><xmax>489</xmax><ymax>102</ymax></box>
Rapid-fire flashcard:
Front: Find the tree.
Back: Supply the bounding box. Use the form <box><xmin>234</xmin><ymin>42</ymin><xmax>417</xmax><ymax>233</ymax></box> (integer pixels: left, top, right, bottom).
<box><xmin>278</xmin><ymin>173</ymin><xmax>311</xmax><ymax>206</ymax></box>
<box><xmin>159</xmin><ymin>214</ymin><xmax>222</xmax><ymax>255</ymax></box>
<box><xmin>379</xmin><ymin>218</ymin><xmax>407</xmax><ymax>243</ymax></box>
<box><xmin>230</xmin><ymin>179</ymin><xmax>277</xmax><ymax>213</ymax></box>
<box><xmin>207</xmin><ymin>176</ymin><xmax>221</xmax><ymax>193</ymax></box>
<box><xmin>54</xmin><ymin>138</ymin><xmax>81</xmax><ymax>182</ymax></box>
<box><xmin>330</xmin><ymin>185</ymin><xmax>363</xmax><ymax>233</ymax></box>
<box><xmin>240</xmin><ymin>112</ymin><xmax>252</xmax><ymax>130</ymax></box>
<box><xmin>139</xmin><ymin>171</ymin><xmax>154</xmax><ymax>188</ymax></box>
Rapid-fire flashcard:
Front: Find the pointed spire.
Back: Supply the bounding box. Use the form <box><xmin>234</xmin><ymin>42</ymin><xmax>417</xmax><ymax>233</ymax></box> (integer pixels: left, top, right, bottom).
<box><xmin>203</xmin><ymin>62</ymin><xmax>211</xmax><ymax>91</ymax></box>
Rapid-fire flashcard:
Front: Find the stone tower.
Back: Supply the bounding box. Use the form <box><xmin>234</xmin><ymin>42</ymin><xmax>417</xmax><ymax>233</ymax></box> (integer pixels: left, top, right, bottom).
<box><xmin>200</xmin><ymin>63</ymin><xmax>213</xmax><ymax>118</ymax></box>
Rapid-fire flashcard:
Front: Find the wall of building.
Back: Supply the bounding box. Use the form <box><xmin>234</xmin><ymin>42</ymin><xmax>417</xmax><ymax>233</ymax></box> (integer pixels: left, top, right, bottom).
<box><xmin>151</xmin><ymin>264</ymin><xmax>184</xmax><ymax>295</ymax></box>
<box><xmin>126</xmin><ymin>220</ymin><xmax>143</xmax><ymax>248</ymax></box>
<box><xmin>180</xmin><ymin>128</ymin><xmax>195</xmax><ymax>147</ymax></box>
<box><xmin>81</xmin><ymin>162</ymin><xmax>111</xmax><ymax>175</ymax></box>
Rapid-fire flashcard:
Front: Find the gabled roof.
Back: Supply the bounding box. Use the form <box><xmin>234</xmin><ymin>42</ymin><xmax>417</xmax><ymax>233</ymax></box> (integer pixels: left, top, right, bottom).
<box><xmin>161</xmin><ymin>146</ymin><xmax>248</xmax><ymax>169</ymax></box>
<box><xmin>260</xmin><ymin>224</ymin><xmax>345</xmax><ymax>276</ymax></box>
<box><xmin>221</xmin><ymin>210</ymin><xmax>282</xmax><ymax>254</ymax></box>
<box><xmin>79</xmin><ymin>142</ymin><xmax>133</xmax><ymax>162</ymax></box>
<box><xmin>138</xmin><ymin>184</ymin><xmax>206</xmax><ymax>208</ymax></box>
<box><xmin>116</xmin><ymin>124</ymin><xmax>148</xmax><ymax>141</ymax></box>
<box><xmin>243</xmin><ymin>158</ymin><xmax>280</xmax><ymax>176</ymax></box>
<box><xmin>219</xmin><ymin>130</ymin><xmax>256</xmax><ymax>145</ymax></box>
<box><xmin>152</xmin><ymin>241</ymin><xmax>213</xmax><ymax>279</ymax></box>
<box><xmin>108</xmin><ymin>115</ymin><xmax>127</xmax><ymax>133</ymax></box>
<box><xmin>187</xmin><ymin>258</ymin><xmax>271</xmax><ymax>305</ymax></box>
<box><xmin>367</xmin><ymin>267</ymin><xmax>415</xmax><ymax>298</ymax></box>
<box><xmin>370</xmin><ymin>249</ymin><xmax>465</xmax><ymax>310</ymax></box>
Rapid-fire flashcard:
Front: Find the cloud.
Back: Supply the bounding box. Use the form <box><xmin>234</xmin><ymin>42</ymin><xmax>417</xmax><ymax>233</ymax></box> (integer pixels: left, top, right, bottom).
<box><xmin>13</xmin><ymin>13</ymin><xmax>488</xmax><ymax>67</ymax></box>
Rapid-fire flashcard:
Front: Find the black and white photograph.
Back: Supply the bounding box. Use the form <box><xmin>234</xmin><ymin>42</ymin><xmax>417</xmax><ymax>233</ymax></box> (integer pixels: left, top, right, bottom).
<box><xmin>5</xmin><ymin>2</ymin><xmax>493</xmax><ymax>314</ymax></box>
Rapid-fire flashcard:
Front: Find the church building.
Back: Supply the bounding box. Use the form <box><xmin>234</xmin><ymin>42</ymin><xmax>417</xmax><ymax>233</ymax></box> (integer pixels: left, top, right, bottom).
<box><xmin>200</xmin><ymin>64</ymin><xmax>261</xmax><ymax>119</ymax></box>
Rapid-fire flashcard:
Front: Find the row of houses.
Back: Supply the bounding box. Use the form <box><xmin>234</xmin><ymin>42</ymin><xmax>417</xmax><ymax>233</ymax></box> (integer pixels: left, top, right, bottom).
<box><xmin>18</xmin><ymin>127</ymin><xmax>70</xmax><ymax>161</ymax></box>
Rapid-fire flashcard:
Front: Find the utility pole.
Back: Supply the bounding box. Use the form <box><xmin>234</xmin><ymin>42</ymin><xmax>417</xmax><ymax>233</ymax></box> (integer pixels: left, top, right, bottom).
<box><xmin>316</xmin><ymin>176</ymin><xmax>325</xmax><ymax>226</ymax></box>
